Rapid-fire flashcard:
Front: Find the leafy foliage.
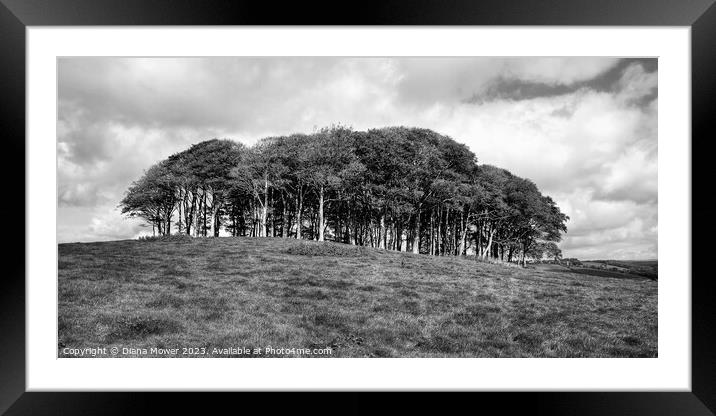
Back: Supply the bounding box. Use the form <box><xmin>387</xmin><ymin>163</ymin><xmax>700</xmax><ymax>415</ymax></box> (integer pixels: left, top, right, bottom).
<box><xmin>120</xmin><ymin>127</ymin><xmax>569</xmax><ymax>265</ymax></box>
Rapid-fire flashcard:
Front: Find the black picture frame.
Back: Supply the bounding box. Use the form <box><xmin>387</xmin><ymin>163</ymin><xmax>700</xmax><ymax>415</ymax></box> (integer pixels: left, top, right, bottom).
<box><xmin>1</xmin><ymin>0</ymin><xmax>712</xmax><ymax>414</ymax></box>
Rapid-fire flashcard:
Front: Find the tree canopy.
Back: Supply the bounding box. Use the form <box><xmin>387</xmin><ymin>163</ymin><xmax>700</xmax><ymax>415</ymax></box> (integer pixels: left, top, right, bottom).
<box><xmin>120</xmin><ymin>126</ymin><xmax>569</xmax><ymax>265</ymax></box>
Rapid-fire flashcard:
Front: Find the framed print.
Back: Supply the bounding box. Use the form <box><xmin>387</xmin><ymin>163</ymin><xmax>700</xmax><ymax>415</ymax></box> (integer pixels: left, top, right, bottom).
<box><xmin>2</xmin><ymin>0</ymin><xmax>714</xmax><ymax>414</ymax></box>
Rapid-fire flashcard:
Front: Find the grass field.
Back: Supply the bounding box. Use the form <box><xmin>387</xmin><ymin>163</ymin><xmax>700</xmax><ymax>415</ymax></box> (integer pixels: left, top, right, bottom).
<box><xmin>593</xmin><ymin>260</ymin><xmax>658</xmax><ymax>280</ymax></box>
<box><xmin>58</xmin><ymin>237</ymin><xmax>657</xmax><ymax>358</ymax></box>
<box><xmin>534</xmin><ymin>261</ymin><xmax>657</xmax><ymax>281</ymax></box>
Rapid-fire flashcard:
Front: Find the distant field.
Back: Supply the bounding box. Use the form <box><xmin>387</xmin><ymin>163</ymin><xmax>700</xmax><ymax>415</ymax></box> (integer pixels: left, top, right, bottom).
<box><xmin>579</xmin><ymin>260</ymin><xmax>658</xmax><ymax>280</ymax></box>
<box><xmin>58</xmin><ymin>237</ymin><xmax>657</xmax><ymax>358</ymax></box>
<box><xmin>566</xmin><ymin>267</ymin><xmax>648</xmax><ymax>280</ymax></box>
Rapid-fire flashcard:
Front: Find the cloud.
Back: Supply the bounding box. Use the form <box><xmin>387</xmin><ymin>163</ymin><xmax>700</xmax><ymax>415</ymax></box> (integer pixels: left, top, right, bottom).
<box><xmin>57</xmin><ymin>57</ymin><xmax>657</xmax><ymax>260</ymax></box>
<box><xmin>469</xmin><ymin>58</ymin><xmax>655</xmax><ymax>104</ymax></box>
<box><xmin>58</xmin><ymin>206</ymin><xmax>147</xmax><ymax>242</ymax></box>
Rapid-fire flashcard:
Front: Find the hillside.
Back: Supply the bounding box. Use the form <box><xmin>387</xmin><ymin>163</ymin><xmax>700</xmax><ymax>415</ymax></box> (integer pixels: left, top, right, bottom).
<box><xmin>58</xmin><ymin>237</ymin><xmax>657</xmax><ymax>358</ymax></box>
<box><xmin>534</xmin><ymin>261</ymin><xmax>658</xmax><ymax>281</ymax></box>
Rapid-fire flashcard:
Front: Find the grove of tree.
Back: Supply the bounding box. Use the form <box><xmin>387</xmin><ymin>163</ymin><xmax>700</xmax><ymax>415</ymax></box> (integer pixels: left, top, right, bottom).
<box><xmin>120</xmin><ymin>126</ymin><xmax>569</xmax><ymax>266</ymax></box>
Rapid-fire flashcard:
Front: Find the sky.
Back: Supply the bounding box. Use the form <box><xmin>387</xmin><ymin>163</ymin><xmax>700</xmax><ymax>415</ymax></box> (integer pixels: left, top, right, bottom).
<box><xmin>57</xmin><ymin>57</ymin><xmax>657</xmax><ymax>260</ymax></box>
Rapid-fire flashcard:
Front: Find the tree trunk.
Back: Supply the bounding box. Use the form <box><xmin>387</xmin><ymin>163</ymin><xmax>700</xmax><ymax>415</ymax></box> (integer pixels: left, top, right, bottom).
<box><xmin>379</xmin><ymin>212</ymin><xmax>386</xmax><ymax>249</ymax></box>
<box><xmin>281</xmin><ymin>192</ymin><xmax>289</xmax><ymax>238</ymax></box>
<box><xmin>318</xmin><ymin>185</ymin><xmax>325</xmax><ymax>242</ymax></box>
<box><xmin>207</xmin><ymin>193</ymin><xmax>214</xmax><ymax>237</ymax></box>
<box><xmin>429</xmin><ymin>211</ymin><xmax>434</xmax><ymax>255</ymax></box>
<box><xmin>412</xmin><ymin>207</ymin><xmax>421</xmax><ymax>254</ymax></box>
<box><xmin>336</xmin><ymin>215</ymin><xmax>342</xmax><ymax>242</ymax></box>
<box><xmin>186</xmin><ymin>191</ymin><xmax>195</xmax><ymax>235</ymax></box>
<box><xmin>452</xmin><ymin>214</ymin><xmax>458</xmax><ymax>256</ymax></box>
<box><xmin>268</xmin><ymin>187</ymin><xmax>274</xmax><ymax>237</ymax></box>
<box><xmin>260</xmin><ymin>177</ymin><xmax>268</xmax><ymax>237</ymax></box>
<box><xmin>475</xmin><ymin>220</ymin><xmax>481</xmax><ymax>258</ymax></box>
<box><xmin>213</xmin><ymin>200</ymin><xmax>220</xmax><ymax>237</ymax></box>
<box><xmin>436</xmin><ymin>208</ymin><xmax>442</xmax><ymax>255</ymax></box>
<box><xmin>202</xmin><ymin>191</ymin><xmax>208</xmax><ymax>237</ymax></box>
<box><xmin>396</xmin><ymin>226</ymin><xmax>400</xmax><ymax>251</ymax></box>
<box><xmin>458</xmin><ymin>212</ymin><xmax>468</xmax><ymax>256</ymax></box>
<box><xmin>283</xmin><ymin>204</ymin><xmax>289</xmax><ymax>238</ymax></box>
<box><xmin>483</xmin><ymin>226</ymin><xmax>495</xmax><ymax>259</ymax></box>
<box><xmin>351</xmin><ymin>217</ymin><xmax>358</xmax><ymax>245</ymax></box>
<box><xmin>443</xmin><ymin>210</ymin><xmax>447</xmax><ymax>255</ymax></box>
<box><xmin>177</xmin><ymin>190</ymin><xmax>182</xmax><ymax>234</ymax></box>
<box><xmin>295</xmin><ymin>190</ymin><xmax>303</xmax><ymax>240</ymax></box>
<box><xmin>166</xmin><ymin>208</ymin><xmax>172</xmax><ymax>235</ymax></box>
<box><xmin>387</xmin><ymin>221</ymin><xmax>393</xmax><ymax>250</ymax></box>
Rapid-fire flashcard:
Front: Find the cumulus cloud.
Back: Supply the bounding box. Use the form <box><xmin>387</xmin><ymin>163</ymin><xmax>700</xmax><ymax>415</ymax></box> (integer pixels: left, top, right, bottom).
<box><xmin>58</xmin><ymin>206</ymin><xmax>147</xmax><ymax>242</ymax></box>
<box><xmin>57</xmin><ymin>57</ymin><xmax>657</xmax><ymax>260</ymax></box>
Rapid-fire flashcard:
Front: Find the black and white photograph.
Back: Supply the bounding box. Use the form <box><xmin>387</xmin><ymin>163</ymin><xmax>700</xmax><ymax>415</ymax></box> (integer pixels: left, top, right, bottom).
<box><xmin>57</xmin><ymin>56</ymin><xmax>658</xmax><ymax>358</ymax></box>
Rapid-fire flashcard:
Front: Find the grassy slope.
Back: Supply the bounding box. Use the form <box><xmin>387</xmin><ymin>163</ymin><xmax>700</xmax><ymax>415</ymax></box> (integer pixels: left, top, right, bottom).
<box><xmin>58</xmin><ymin>237</ymin><xmax>657</xmax><ymax>358</ymax></box>
<box><xmin>594</xmin><ymin>260</ymin><xmax>659</xmax><ymax>280</ymax></box>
